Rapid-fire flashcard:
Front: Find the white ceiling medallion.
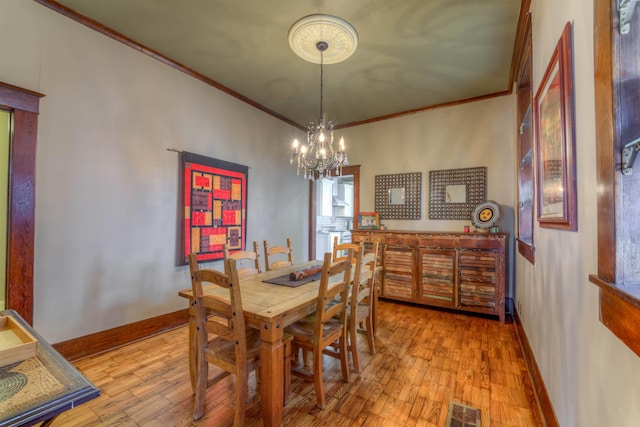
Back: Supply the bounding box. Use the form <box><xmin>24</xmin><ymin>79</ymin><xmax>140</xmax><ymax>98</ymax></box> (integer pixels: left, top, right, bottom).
<box><xmin>288</xmin><ymin>14</ymin><xmax>358</xmax><ymax>64</ymax></box>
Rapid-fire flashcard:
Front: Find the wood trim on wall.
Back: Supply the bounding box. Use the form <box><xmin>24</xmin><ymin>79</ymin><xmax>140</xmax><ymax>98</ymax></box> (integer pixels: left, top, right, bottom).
<box><xmin>514</xmin><ymin>310</ymin><xmax>560</xmax><ymax>427</ymax></box>
<box><xmin>53</xmin><ymin>309</ymin><xmax>189</xmax><ymax>361</ymax></box>
<box><xmin>593</xmin><ymin>0</ymin><xmax>616</xmax><ymax>283</ymax></box>
<box><xmin>0</xmin><ymin>82</ymin><xmax>44</xmax><ymax>325</ymax></box>
<box><xmin>508</xmin><ymin>0</ymin><xmax>533</xmax><ymax>90</ymax></box>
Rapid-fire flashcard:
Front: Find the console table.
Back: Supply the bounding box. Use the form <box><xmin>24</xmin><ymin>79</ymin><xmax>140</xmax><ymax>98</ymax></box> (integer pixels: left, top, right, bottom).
<box><xmin>0</xmin><ymin>310</ymin><xmax>100</xmax><ymax>426</ymax></box>
<box><xmin>352</xmin><ymin>230</ymin><xmax>507</xmax><ymax>323</ymax></box>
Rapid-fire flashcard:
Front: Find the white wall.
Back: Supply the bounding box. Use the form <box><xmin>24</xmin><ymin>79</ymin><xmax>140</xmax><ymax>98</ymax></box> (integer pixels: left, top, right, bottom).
<box><xmin>0</xmin><ymin>1</ymin><xmax>308</xmax><ymax>343</ymax></box>
<box><xmin>517</xmin><ymin>1</ymin><xmax>640</xmax><ymax>426</ymax></box>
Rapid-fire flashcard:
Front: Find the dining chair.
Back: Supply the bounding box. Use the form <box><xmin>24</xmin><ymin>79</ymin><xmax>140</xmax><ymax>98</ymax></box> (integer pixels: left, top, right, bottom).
<box><xmin>263</xmin><ymin>238</ymin><xmax>294</xmax><ymax>271</ymax></box>
<box><xmin>188</xmin><ymin>254</ymin><xmax>259</xmax><ymax>424</ymax></box>
<box><xmin>284</xmin><ymin>249</ymin><xmax>353</xmax><ymax>409</ymax></box>
<box><xmin>347</xmin><ymin>242</ymin><xmax>379</xmax><ymax>373</ymax></box>
<box><xmin>188</xmin><ymin>254</ymin><xmax>293</xmax><ymax>422</ymax></box>
<box><xmin>223</xmin><ymin>242</ymin><xmax>261</xmax><ymax>278</ymax></box>
<box><xmin>332</xmin><ymin>236</ymin><xmax>362</xmax><ymax>263</ymax></box>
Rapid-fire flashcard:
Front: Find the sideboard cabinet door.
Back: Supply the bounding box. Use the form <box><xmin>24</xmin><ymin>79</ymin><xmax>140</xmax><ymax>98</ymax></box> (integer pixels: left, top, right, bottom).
<box><xmin>418</xmin><ymin>248</ymin><xmax>457</xmax><ymax>309</ymax></box>
<box><xmin>382</xmin><ymin>245</ymin><xmax>415</xmax><ymax>300</ymax></box>
<box><xmin>458</xmin><ymin>250</ymin><xmax>503</xmax><ymax>321</ymax></box>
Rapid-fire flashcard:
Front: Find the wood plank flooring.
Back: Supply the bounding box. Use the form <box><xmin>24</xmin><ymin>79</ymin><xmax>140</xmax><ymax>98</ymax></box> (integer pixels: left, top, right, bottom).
<box><xmin>53</xmin><ymin>300</ymin><xmax>543</xmax><ymax>426</ymax></box>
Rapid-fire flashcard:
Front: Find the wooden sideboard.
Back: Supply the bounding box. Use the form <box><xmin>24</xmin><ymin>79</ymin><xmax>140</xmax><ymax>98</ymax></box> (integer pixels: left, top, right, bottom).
<box><xmin>352</xmin><ymin>230</ymin><xmax>507</xmax><ymax>323</ymax></box>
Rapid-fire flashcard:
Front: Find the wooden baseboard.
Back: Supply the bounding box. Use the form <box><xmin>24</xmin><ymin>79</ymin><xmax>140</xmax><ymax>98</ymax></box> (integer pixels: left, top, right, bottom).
<box><xmin>53</xmin><ymin>309</ymin><xmax>189</xmax><ymax>361</ymax></box>
<box><xmin>513</xmin><ymin>310</ymin><xmax>559</xmax><ymax>427</ymax></box>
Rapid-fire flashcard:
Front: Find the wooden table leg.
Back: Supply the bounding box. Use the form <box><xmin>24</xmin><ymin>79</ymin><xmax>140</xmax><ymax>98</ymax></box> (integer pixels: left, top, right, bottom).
<box><xmin>259</xmin><ymin>319</ymin><xmax>284</xmax><ymax>427</ymax></box>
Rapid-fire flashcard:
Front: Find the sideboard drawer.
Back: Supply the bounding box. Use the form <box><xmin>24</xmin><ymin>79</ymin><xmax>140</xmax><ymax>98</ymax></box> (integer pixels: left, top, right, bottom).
<box><xmin>418</xmin><ymin>237</ymin><xmax>456</xmax><ymax>248</ymax></box>
<box><xmin>458</xmin><ymin>236</ymin><xmax>504</xmax><ymax>250</ymax></box>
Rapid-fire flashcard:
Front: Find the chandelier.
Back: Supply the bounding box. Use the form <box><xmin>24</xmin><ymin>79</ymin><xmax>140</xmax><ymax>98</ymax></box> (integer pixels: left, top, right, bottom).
<box><xmin>287</xmin><ymin>15</ymin><xmax>358</xmax><ymax>179</ymax></box>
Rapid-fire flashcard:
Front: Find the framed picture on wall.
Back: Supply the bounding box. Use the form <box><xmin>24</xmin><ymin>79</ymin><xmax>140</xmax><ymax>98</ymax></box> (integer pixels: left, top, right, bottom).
<box><xmin>534</xmin><ymin>22</ymin><xmax>577</xmax><ymax>231</ymax></box>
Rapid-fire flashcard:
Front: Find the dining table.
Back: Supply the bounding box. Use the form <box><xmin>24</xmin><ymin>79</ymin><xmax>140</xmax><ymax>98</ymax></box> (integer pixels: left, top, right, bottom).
<box><xmin>178</xmin><ymin>260</ymin><xmax>333</xmax><ymax>427</ymax></box>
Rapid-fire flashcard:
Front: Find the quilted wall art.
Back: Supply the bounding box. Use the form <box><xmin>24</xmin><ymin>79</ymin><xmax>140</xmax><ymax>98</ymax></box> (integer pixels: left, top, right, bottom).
<box><xmin>181</xmin><ymin>151</ymin><xmax>248</xmax><ymax>264</ymax></box>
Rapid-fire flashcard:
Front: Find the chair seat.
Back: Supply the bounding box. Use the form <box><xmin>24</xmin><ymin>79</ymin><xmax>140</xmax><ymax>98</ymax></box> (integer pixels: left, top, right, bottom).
<box><xmin>285</xmin><ymin>315</ymin><xmax>343</xmax><ymax>348</ymax></box>
<box><xmin>354</xmin><ymin>304</ymin><xmax>370</xmax><ymax>322</ymax></box>
<box><xmin>206</xmin><ymin>329</ymin><xmax>262</xmax><ymax>367</ymax></box>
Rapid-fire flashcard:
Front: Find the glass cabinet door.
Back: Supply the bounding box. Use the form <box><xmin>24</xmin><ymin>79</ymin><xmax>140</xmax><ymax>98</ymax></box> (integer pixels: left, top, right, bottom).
<box><xmin>516</xmin><ymin>14</ymin><xmax>535</xmax><ymax>264</ymax></box>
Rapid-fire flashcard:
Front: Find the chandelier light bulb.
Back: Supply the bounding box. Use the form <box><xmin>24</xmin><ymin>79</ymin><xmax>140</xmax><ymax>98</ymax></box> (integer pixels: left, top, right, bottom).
<box><xmin>292</xmin><ymin>139</ymin><xmax>299</xmax><ymax>149</ymax></box>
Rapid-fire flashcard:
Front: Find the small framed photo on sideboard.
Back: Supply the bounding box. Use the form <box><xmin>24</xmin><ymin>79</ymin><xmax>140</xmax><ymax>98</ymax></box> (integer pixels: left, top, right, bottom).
<box><xmin>358</xmin><ymin>212</ymin><xmax>380</xmax><ymax>230</ymax></box>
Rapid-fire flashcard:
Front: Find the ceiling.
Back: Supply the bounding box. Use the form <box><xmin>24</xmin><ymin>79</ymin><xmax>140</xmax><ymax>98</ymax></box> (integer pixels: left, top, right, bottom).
<box><xmin>40</xmin><ymin>0</ymin><xmax>523</xmax><ymax>129</ymax></box>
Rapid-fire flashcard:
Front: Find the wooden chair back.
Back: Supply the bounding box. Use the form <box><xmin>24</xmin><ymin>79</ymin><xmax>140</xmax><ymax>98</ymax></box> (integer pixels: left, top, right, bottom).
<box><xmin>353</xmin><ymin>242</ymin><xmax>379</xmax><ymax>307</ymax></box>
<box><xmin>316</xmin><ymin>249</ymin><xmax>353</xmax><ymax>337</ymax></box>
<box><xmin>263</xmin><ymin>238</ymin><xmax>294</xmax><ymax>271</ymax></box>
<box><xmin>332</xmin><ymin>236</ymin><xmax>362</xmax><ymax>263</ymax></box>
<box><xmin>187</xmin><ymin>254</ymin><xmax>258</xmax><ymax>424</ymax></box>
<box><xmin>223</xmin><ymin>241</ymin><xmax>261</xmax><ymax>278</ymax></box>
<box><xmin>343</xmin><ymin>243</ymin><xmax>378</xmax><ymax>373</ymax></box>
<box><xmin>285</xmin><ymin>248</ymin><xmax>354</xmax><ymax>409</ymax></box>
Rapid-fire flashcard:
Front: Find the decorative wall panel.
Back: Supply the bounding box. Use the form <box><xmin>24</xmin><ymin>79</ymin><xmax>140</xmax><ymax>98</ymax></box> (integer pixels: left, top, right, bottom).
<box><xmin>429</xmin><ymin>167</ymin><xmax>486</xmax><ymax>220</ymax></box>
<box><xmin>374</xmin><ymin>172</ymin><xmax>421</xmax><ymax>220</ymax></box>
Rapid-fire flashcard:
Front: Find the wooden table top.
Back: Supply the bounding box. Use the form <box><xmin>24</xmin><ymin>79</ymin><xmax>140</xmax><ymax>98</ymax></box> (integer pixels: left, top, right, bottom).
<box><xmin>179</xmin><ymin>261</ymin><xmax>335</xmax><ymax>327</ymax></box>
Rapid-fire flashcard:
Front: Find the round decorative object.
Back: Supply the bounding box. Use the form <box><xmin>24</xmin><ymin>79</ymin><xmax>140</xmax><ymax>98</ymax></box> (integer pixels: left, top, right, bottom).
<box><xmin>471</xmin><ymin>200</ymin><xmax>502</xmax><ymax>229</ymax></box>
<box><xmin>288</xmin><ymin>14</ymin><xmax>358</xmax><ymax>64</ymax></box>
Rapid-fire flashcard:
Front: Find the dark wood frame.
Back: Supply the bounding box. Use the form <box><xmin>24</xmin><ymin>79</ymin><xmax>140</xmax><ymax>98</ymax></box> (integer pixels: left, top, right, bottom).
<box><xmin>0</xmin><ymin>82</ymin><xmax>44</xmax><ymax>325</ymax></box>
<box><xmin>589</xmin><ymin>0</ymin><xmax>640</xmax><ymax>358</ymax></box>
<box><xmin>515</xmin><ymin>13</ymin><xmax>535</xmax><ymax>263</ymax></box>
<box><xmin>533</xmin><ymin>22</ymin><xmax>577</xmax><ymax>231</ymax></box>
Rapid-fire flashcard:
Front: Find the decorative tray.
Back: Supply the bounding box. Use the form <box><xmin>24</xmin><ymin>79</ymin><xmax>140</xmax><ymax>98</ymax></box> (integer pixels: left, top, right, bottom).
<box><xmin>0</xmin><ymin>315</ymin><xmax>38</xmax><ymax>367</ymax></box>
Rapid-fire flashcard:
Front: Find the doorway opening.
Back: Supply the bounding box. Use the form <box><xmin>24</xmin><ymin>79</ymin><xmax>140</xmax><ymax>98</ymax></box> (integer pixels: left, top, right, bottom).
<box><xmin>308</xmin><ymin>165</ymin><xmax>360</xmax><ymax>260</ymax></box>
<box><xmin>314</xmin><ymin>175</ymin><xmax>354</xmax><ymax>260</ymax></box>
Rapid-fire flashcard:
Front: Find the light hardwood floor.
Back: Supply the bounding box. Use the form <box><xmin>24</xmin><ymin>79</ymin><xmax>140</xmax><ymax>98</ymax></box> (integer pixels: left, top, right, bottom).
<box><xmin>53</xmin><ymin>300</ymin><xmax>543</xmax><ymax>426</ymax></box>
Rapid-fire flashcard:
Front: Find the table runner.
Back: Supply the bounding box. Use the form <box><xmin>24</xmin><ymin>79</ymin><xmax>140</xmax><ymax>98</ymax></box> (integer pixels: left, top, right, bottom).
<box><xmin>262</xmin><ymin>271</ymin><xmax>322</xmax><ymax>287</ymax></box>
